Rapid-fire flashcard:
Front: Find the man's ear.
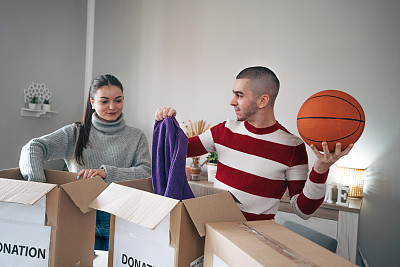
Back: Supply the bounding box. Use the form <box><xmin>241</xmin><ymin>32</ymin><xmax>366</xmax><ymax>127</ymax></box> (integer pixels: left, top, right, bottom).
<box><xmin>258</xmin><ymin>94</ymin><xmax>270</xmax><ymax>108</ymax></box>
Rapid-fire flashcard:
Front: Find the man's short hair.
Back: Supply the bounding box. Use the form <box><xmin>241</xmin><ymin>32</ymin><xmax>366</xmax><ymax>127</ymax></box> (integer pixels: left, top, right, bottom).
<box><xmin>236</xmin><ymin>66</ymin><xmax>280</xmax><ymax>105</ymax></box>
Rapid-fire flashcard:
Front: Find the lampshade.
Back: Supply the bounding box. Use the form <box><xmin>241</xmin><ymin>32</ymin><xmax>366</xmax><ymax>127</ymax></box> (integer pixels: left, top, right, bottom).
<box><xmin>335</xmin><ymin>166</ymin><xmax>366</xmax><ymax>198</ymax></box>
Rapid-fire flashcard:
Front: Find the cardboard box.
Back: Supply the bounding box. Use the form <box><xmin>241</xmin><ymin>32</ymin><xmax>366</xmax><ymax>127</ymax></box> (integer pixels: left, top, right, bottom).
<box><xmin>0</xmin><ymin>168</ymin><xmax>107</xmax><ymax>267</ymax></box>
<box><xmin>204</xmin><ymin>220</ymin><xmax>357</xmax><ymax>267</ymax></box>
<box><xmin>89</xmin><ymin>178</ymin><xmax>246</xmax><ymax>267</ymax></box>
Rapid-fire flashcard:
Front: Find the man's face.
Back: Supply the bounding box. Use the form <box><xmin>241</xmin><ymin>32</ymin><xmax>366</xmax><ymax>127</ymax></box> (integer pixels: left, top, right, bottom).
<box><xmin>230</xmin><ymin>79</ymin><xmax>258</xmax><ymax>121</ymax></box>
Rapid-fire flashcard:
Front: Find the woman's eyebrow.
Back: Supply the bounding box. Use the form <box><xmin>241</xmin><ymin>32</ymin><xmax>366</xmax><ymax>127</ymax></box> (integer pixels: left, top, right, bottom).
<box><xmin>99</xmin><ymin>95</ymin><xmax>123</xmax><ymax>99</ymax></box>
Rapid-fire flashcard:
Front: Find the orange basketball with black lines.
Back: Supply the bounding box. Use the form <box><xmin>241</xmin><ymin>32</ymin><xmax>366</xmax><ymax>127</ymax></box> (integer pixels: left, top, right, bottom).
<box><xmin>297</xmin><ymin>90</ymin><xmax>365</xmax><ymax>152</ymax></box>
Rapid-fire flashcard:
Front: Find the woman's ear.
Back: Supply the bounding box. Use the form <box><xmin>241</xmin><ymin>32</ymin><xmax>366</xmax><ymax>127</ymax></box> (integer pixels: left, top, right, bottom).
<box><xmin>258</xmin><ymin>94</ymin><xmax>270</xmax><ymax>108</ymax></box>
<box><xmin>90</xmin><ymin>98</ymin><xmax>95</xmax><ymax>109</ymax></box>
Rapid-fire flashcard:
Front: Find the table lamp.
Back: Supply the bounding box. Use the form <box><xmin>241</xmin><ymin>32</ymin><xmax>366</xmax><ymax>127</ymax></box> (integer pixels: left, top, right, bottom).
<box><xmin>336</xmin><ymin>166</ymin><xmax>366</xmax><ymax>198</ymax></box>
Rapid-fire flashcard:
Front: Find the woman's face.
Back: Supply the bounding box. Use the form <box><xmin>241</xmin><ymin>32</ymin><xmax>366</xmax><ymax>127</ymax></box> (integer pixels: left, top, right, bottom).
<box><xmin>90</xmin><ymin>85</ymin><xmax>124</xmax><ymax>122</ymax></box>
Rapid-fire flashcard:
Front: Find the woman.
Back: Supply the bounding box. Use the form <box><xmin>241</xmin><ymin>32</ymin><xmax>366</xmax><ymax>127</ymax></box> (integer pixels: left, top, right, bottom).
<box><xmin>19</xmin><ymin>74</ymin><xmax>151</xmax><ymax>250</ymax></box>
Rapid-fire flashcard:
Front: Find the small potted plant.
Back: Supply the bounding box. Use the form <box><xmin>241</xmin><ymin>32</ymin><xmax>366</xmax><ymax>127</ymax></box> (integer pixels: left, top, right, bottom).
<box><xmin>206</xmin><ymin>152</ymin><xmax>218</xmax><ymax>182</ymax></box>
<box><xmin>28</xmin><ymin>95</ymin><xmax>39</xmax><ymax>110</ymax></box>
<box><xmin>42</xmin><ymin>98</ymin><xmax>51</xmax><ymax>111</ymax></box>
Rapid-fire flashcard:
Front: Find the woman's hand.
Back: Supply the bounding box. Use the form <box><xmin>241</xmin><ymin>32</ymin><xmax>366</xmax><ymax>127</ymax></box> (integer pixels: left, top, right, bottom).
<box><xmin>77</xmin><ymin>168</ymin><xmax>106</xmax><ymax>179</ymax></box>
<box><xmin>155</xmin><ymin>107</ymin><xmax>176</xmax><ymax>121</ymax></box>
<box><xmin>312</xmin><ymin>142</ymin><xmax>353</xmax><ymax>174</ymax></box>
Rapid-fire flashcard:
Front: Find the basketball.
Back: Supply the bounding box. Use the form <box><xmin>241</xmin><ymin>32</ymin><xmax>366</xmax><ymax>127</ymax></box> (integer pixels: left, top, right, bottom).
<box><xmin>297</xmin><ymin>90</ymin><xmax>365</xmax><ymax>152</ymax></box>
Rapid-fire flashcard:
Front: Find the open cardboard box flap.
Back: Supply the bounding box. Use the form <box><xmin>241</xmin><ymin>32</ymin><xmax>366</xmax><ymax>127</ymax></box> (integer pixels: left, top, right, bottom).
<box><xmin>89</xmin><ymin>182</ymin><xmax>180</xmax><ymax>230</ymax></box>
<box><xmin>116</xmin><ymin>178</ymin><xmax>154</xmax><ymax>193</ymax></box>
<box><xmin>183</xmin><ymin>191</ymin><xmax>246</xmax><ymax>237</ymax></box>
<box><xmin>0</xmin><ymin>168</ymin><xmax>107</xmax><ymax>213</ymax></box>
<box><xmin>44</xmin><ymin>169</ymin><xmax>76</xmax><ymax>185</ymax></box>
<box><xmin>0</xmin><ymin>168</ymin><xmax>24</xmax><ymax>180</ymax></box>
<box><xmin>0</xmin><ymin>177</ymin><xmax>56</xmax><ymax>205</ymax></box>
<box><xmin>61</xmin><ymin>176</ymin><xmax>108</xmax><ymax>213</ymax></box>
<box><xmin>90</xmin><ymin>178</ymin><xmax>246</xmax><ymax>237</ymax></box>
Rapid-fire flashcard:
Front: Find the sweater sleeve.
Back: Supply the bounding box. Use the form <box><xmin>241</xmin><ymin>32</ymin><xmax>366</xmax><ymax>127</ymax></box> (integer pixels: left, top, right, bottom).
<box><xmin>286</xmin><ymin>143</ymin><xmax>328</xmax><ymax>219</ymax></box>
<box><xmin>19</xmin><ymin>125</ymin><xmax>76</xmax><ymax>182</ymax></box>
<box><xmin>100</xmin><ymin>131</ymin><xmax>151</xmax><ymax>183</ymax></box>
<box><xmin>290</xmin><ymin>169</ymin><xmax>328</xmax><ymax>219</ymax></box>
<box><xmin>187</xmin><ymin>123</ymin><xmax>223</xmax><ymax>157</ymax></box>
<box><xmin>187</xmin><ymin>136</ymin><xmax>208</xmax><ymax>157</ymax></box>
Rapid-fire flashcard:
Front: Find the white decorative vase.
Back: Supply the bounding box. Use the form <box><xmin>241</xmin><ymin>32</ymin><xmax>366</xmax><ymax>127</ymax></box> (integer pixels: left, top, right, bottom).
<box><xmin>28</xmin><ymin>103</ymin><xmax>38</xmax><ymax>110</ymax></box>
<box><xmin>42</xmin><ymin>104</ymin><xmax>51</xmax><ymax>111</ymax></box>
<box><xmin>207</xmin><ymin>163</ymin><xmax>217</xmax><ymax>182</ymax></box>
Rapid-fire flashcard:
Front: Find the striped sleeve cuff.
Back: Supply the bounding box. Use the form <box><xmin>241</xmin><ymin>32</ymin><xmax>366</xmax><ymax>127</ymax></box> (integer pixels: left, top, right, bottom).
<box><xmin>309</xmin><ymin>168</ymin><xmax>329</xmax><ymax>184</ymax></box>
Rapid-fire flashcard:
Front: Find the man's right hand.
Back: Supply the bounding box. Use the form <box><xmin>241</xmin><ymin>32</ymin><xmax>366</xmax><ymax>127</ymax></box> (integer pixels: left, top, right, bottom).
<box><xmin>155</xmin><ymin>107</ymin><xmax>177</xmax><ymax>121</ymax></box>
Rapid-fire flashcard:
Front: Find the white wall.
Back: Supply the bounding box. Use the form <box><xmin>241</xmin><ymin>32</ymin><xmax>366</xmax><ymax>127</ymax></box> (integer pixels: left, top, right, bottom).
<box><xmin>0</xmin><ymin>0</ymin><xmax>87</xmax><ymax>169</ymax></box>
<box><xmin>92</xmin><ymin>1</ymin><xmax>400</xmax><ymax>266</ymax></box>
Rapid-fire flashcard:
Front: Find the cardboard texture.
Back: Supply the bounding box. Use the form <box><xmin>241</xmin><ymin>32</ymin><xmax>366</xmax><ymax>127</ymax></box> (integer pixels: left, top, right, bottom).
<box><xmin>90</xmin><ymin>182</ymin><xmax>180</xmax><ymax>230</ymax></box>
<box><xmin>0</xmin><ymin>168</ymin><xmax>108</xmax><ymax>267</ymax></box>
<box><xmin>0</xmin><ymin>178</ymin><xmax>56</xmax><ymax>205</ymax></box>
<box><xmin>188</xmin><ymin>181</ymin><xmax>227</xmax><ymax>198</ymax></box>
<box><xmin>204</xmin><ymin>220</ymin><xmax>357</xmax><ymax>267</ymax></box>
<box><xmin>89</xmin><ymin>178</ymin><xmax>246</xmax><ymax>267</ymax></box>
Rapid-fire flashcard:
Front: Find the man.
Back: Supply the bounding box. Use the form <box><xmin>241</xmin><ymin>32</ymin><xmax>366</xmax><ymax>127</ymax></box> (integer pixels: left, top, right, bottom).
<box><xmin>155</xmin><ymin>66</ymin><xmax>352</xmax><ymax>220</ymax></box>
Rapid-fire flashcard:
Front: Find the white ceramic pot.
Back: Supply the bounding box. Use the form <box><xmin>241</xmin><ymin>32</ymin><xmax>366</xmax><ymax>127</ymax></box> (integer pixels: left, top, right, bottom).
<box><xmin>42</xmin><ymin>104</ymin><xmax>51</xmax><ymax>111</ymax></box>
<box><xmin>207</xmin><ymin>163</ymin><xmax>217</xmax><ymax>182</ymax></box>
<box><xmin>28</xmin><ymin>103</ymin><xmax>38</xmax><ymax>110</ymax></box>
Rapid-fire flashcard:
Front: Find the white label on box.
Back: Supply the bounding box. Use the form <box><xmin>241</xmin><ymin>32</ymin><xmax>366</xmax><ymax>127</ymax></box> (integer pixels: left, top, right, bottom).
<box><xmin>113</xmin><ymin>214</ymin><xmax>175</xmax><ymax>267</ymax></box>
<box><xmin>0</xmin><ymin>196</ymin><xmax>46</xmax><ymax>225</ymax></box>
<box><xmin>213</xmin><ymin>254</ymin><xmax>229</xmax><ymax>267</ymax></box>
<box><xmin>0</xmin><ymin>220</ymin><xmax>51</xmax><ymax>266</ymax></box>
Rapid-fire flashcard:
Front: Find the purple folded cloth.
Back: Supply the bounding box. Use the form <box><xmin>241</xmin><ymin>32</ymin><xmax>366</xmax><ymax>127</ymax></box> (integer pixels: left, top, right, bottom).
<box><xmin>152</xmin><ymin>116</ymin><xmax>194</xmax><ymax>200</ymax></box>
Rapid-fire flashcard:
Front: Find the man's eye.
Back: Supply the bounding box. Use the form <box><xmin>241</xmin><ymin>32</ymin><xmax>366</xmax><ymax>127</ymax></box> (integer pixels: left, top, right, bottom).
<box><xmin>116</xmin><ymin>100</ymin><xmax>122</xmax><ymax>103</ymax></box>
<box><xmin>101</xmin><ymin>101</ymin><xmax>108</xmax><ymax>104</ymax></box>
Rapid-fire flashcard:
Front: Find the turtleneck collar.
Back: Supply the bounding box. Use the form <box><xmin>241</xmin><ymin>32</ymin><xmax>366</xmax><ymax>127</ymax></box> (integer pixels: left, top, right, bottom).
<box><xmin>91</xmin><ymin>113</ymin><xmax>126</xmax><ymax>134</ymax></box>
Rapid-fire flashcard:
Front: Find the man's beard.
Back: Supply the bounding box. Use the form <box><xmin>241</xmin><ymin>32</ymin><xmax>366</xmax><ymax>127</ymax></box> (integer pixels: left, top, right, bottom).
<box><xmin>235</xmin><ymin>102</ymin><xmax>258</xmax><ymax>121</ymax></box>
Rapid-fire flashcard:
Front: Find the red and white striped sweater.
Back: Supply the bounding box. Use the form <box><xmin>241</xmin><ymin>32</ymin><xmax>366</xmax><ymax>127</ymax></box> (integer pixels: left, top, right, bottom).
<box><xmin>187</xmin><ymin>120</ymin><xmax>327</xmax><ymax>221</ymax></box>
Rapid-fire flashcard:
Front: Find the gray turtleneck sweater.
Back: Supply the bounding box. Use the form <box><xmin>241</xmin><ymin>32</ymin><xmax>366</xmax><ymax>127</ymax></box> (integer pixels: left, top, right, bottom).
<box><xmin>19</xmin><ymin>113</ymin><xmax>151</xmax><ymax>184</ymax></box>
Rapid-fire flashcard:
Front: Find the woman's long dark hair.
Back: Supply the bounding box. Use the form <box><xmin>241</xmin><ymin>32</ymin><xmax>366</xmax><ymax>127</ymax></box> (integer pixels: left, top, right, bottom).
<box><xmin>74</xmin><ymin>74</ymin><xmax>123</xmax><ymax>165</ymax></box>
